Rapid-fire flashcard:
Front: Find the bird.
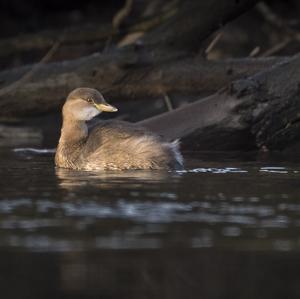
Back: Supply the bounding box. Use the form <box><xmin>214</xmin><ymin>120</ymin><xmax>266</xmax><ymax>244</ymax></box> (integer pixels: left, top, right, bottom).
<box><xmin>55</xmin><ymin>88</ymin><xmax>183</xmax><ymax>171</ymax></box>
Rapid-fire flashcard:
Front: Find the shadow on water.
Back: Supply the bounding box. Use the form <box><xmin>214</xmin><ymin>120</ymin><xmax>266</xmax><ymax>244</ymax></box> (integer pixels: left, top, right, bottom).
<box><xmin>1</xmin><ymin>148</ymin><xmax>300</xmax><ymax>298</ymax></box>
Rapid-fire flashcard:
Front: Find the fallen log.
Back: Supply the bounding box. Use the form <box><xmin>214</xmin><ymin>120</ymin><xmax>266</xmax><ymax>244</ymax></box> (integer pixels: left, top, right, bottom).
<box><xmin>140</xmin><ymin>53</ymin><xmax>300</xmax><ymax>151</ymax></box>
<box><xmin>0</xmin><ymin>55</ymin><xmax>283</xmax><ymax>120</ymax></box>
<box><xmin>0</xmin><ymin>0</ymin><xmax>259</xmax><ymax>120</ymax></box>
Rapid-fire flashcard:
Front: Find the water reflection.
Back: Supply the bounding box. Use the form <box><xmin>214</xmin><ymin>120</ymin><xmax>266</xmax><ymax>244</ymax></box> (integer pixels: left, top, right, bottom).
<box><xmin>55</xmin><ymin>167</ymin><xmax>174</xmax><ymax>191</ymax></box>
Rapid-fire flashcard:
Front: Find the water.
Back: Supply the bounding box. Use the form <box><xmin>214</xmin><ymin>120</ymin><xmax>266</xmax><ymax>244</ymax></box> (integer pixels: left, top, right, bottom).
<box><xmin>1</xmin><ymin>147</ymin><xmax>300</xmax><ymax>298</ymax></box>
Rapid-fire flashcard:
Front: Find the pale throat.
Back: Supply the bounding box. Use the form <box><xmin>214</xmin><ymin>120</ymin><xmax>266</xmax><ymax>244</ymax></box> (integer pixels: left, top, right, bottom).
<box><xmin>76</xmin><ymin>106</ymin><xmax>101</xmax><ymax>121</ymax></box>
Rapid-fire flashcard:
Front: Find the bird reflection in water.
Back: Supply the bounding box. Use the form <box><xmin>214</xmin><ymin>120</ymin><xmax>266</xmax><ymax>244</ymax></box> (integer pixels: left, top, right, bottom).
<box><xmin>55</xmin><ymin>167</ymin><xmax>175</xmax><ymax>191</ymax></box>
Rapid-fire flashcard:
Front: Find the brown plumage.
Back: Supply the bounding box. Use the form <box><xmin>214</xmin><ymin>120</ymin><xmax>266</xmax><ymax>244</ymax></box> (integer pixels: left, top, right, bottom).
<box><xmin>55</xmin><ymin>88</ymin><xmax>183</xmax><ymax>171</ymax></box>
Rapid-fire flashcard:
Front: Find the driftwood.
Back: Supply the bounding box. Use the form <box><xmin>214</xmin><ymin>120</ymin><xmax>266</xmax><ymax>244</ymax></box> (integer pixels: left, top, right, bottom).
<box><xmin>1</xmin><ymin>0</ymin><xmax>300</xmax><ymax>152</ymax></box>
<box><xmin>0</xmin><ymin>0</ymin><xmax>259</xmax><ymax>118</ymax></box>
<box><xmin>0</xmin><ymin>55</ymin><xmax>283</xmax><ymax>120</ymax></box>
<box><xmin>140</xmin><ymin>54</ymin><xmax>300</xmax><ymax>151</ymax></box>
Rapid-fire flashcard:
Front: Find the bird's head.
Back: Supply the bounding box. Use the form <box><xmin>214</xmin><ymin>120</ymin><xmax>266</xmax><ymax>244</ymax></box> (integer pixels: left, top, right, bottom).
<box><xmin>63</xmin><ymin>87</ymin><xmax>118</xmax><ymax>121</ymax></box>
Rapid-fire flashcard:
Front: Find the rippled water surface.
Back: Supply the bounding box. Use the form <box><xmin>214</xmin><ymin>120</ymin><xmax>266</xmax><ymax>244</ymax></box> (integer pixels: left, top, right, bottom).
<box><xmin>1</xmin><ymin>148</ymin><xmax>300</xmax><ymax>299</ymax></box>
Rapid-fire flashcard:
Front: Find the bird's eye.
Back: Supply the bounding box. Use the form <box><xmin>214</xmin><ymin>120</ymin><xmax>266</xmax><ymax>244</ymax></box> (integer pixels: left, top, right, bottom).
<box><xmin>87</xmin><ymin>98</ymin><xmax>93</xmax><ymax>103</ymax></box>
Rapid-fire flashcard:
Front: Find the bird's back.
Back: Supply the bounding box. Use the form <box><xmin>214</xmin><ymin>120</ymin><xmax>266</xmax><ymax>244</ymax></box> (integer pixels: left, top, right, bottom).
<box><xmin>82</xmin><ymin>120</ymin><xmax>181</xmax><ymax>170</ymax></box>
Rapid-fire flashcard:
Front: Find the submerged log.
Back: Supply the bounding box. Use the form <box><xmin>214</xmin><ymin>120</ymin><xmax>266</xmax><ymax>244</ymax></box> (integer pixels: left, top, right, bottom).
<box><xmin>140</xmin><ymin>54</ymin><xmax>300</xmax><ymax>151</ymax></box>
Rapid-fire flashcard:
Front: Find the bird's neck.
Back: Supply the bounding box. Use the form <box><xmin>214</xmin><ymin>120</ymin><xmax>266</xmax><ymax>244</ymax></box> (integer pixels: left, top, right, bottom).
<box><xmin>55</xmin><ymin>118</ymin><xmax>88</xmax><ymax>169</ymax></box>
<box><xmin>59</xmin><ymin>117</ymin><xmax>88</xmax><ymax>145</ymax></box>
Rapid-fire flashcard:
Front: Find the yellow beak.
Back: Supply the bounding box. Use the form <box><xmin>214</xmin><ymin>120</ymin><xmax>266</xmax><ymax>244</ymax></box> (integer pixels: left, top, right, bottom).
<box><xmin>94</xmin><ymin>103</ymin><xmax>118</xmax><ymax>112</ymax></box>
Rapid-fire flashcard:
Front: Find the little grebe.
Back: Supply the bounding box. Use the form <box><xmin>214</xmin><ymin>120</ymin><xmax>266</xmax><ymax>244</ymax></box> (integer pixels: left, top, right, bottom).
<box><xmin>55</xmin><ymin>88</ymin><xmax>183</xmax><ymax>170</ymax></box>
